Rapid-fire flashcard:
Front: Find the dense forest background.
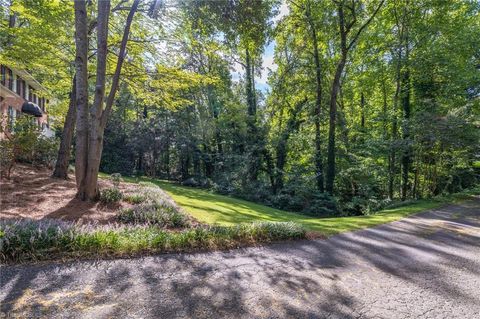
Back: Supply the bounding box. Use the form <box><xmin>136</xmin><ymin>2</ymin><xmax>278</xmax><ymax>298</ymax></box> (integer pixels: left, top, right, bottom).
<box><xmin>1</xmin><ymin>0</ymin><xmax>479</xmax><ymax>215</ymax></box>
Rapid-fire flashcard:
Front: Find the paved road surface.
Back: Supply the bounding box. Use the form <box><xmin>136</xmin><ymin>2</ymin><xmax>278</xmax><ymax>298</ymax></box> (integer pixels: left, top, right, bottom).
<box><xmin>1</xmin><ymin>199</ymin><xmax>480</xmax><ymax>318</ymax></box>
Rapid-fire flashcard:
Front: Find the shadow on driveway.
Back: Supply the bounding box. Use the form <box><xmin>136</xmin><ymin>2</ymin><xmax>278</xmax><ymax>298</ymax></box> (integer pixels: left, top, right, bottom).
<box><xmin>2</xmin><ymin>199</ymin><xmax>479</xmax><ymax>318</ymax></box>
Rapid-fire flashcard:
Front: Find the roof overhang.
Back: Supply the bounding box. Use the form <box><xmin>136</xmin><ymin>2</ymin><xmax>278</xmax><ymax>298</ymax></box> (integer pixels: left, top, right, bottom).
<box><xmin>13</xmin><ymin>68</ymin><xmax>48</xmax><ymax>93</ymax></box>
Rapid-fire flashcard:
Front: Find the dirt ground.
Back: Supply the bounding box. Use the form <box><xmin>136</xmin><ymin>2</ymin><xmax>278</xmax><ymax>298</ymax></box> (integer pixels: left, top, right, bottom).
<box><xmin>0</xmin><ymin>164</ymin><xmax>135</xmax><ymax>224</ymax></box>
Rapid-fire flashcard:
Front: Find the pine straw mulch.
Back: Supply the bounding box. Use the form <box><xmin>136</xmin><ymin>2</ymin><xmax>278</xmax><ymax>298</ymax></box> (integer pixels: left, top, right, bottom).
<box><xmin>0</xmin><ymin>164</ymin><xmax>138</xmax><ymax>224</ymax></box>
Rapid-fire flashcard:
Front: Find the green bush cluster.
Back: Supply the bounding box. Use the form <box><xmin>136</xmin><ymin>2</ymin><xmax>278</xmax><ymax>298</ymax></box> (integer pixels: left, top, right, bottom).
<box><xmin>123</xmin><ymin>193</ymin><xmax>146</xmax><ymax>204</ymax></box>
<box><xmin>118</xmin><ymin>203</ymin><xmax>187</xmax><ymax>228</ymax></box>
<box><xmin>0</xmin><ymin>220</ymin><xmax>306</xmax><ymax>263</ymax></box>
<box><xmin>100</xmin><ymin>187</ymin><xmax>123</xmax><ymax>204</ymax></box>
<box><xmin>118</xmin><ymin>182</ymin><xmax>189</xmax><ymax>228</ymax></box>
<box><xmin>0</xmin><ymin>117</ymin><xmax>59</xmax><ymax>175</ymax></box>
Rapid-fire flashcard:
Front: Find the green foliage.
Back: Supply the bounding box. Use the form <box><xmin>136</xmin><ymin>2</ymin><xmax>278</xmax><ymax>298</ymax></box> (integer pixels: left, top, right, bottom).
<box><xmin>118</xmin><ymin>182</ymin><xmax>189</xmax><ymax>228</ymax></box>
<box><xmin>0</xmin><ymin>136</ymin><xmax>15</xmax><ymax>177</ymax></box>
<box><xmin>109</xmin><ymin>173</ymin><xmax>122</xmax><ymax>188</ymax></box>
<box><xmin>123</xmin><ymin>193</ymin><xmax>146</xmax><ymax>204</ymax></box>
<box><xmin>0</xmin><ymin>219</ymin><xmax>306</xmax><ymax>263</ymax></box>
<box><xmin>1</xmin><ymin>1</ymin><xmax>74</xmax><ymax>120</ymax></box>
<box><xmin>0</xmin><ymin>117</ymin><xmax>59</xmax><ymax>170</ymax></box>
<box><xmin>118</xmin><ymin>203</ymin><xmax>188</xmax><ymax>228</ymax></box>
<box><xmin>306</xmin><ymin>193</ymin><xmax>339</xmax><ymax>217</ymax></box>
<box><xmin>99</xmin><ymin>188</ymin><xmax>123</xmax><ymax>204</ymax></box>
<box><xmin>123</xmin><ymin>177</ymin><xmax>478</xmax><ymax>236</ymax></box>
<box><xmin>4</xmin><ymin>0</ymin><xmax>477</xmax><ymax>217</ymax></box>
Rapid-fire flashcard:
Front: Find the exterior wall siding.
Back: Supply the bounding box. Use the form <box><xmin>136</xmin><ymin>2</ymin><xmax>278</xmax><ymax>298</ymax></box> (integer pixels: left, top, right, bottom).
<box><xmin>1</xmin><ymin>64</ymin><xmax>53</xmax><ymax>138</ymax></box>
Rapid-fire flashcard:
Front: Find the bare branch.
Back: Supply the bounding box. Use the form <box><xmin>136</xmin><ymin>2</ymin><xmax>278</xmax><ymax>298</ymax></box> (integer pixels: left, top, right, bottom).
<box><xmin>347</xmin><ymin>0</ymin><xmax>385</xmax><ymax>51</ymax></box>
<box><xmin>101</xmin><ymin>0</ymin><xmax>140</xmax><ymax>129</ymax></box>
<box><xmin>111</xmin><ymin>0</ymin><xmax>129</xmax><ymax>12</ymax></box>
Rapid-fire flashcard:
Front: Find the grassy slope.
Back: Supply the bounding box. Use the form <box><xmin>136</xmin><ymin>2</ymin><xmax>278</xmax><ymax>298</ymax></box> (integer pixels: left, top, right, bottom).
<box><xmin>118</xmin><ymin>176</ymin><xmax>478</xmax><ymax>236</ymax></box>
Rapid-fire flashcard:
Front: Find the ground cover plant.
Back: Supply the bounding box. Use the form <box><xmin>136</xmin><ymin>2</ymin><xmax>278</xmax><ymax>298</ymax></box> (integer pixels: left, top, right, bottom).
<box><xmin>0</xmin><ymin>174</ymin><xmax>307</xmax><ymax>263</ymax></box>
<box><xmin>0</xmin><ymin>219</ymin><xmax>306</xmax><ymax>263</ymax></box>
<box><xmin>117</xmin><ymin>182</ymin><xmax>190</xmax><ymax>228</ymax></box>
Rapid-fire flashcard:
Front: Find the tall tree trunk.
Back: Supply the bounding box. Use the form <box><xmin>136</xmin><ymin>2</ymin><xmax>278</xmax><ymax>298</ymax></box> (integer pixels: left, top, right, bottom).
<box><xmin>164</xmin><ymin>144</ymin><xmax>170</xmax><ymax>179</ymax></box>
<box><xmin>206</xmin><ymin>84</ymin><xmax>223</xmax><ymax>171</ymax></box>
<box><xmin>203</xmin><ymin>143</ymin><xmax>214</xmax><ymax>178</ymax></box>
<box><xmin>381</xmin><ymin>73</ymin><xmax>393</xmax><ymax>199</ymax></box>
<box><xmin>245</xmin><ymin>48</ymin><xmax>256</xmax><ymax>118</ymax></box>
<box><xmin>325</xmin><ymin>0</ymin><xmax>384</xmax><ymax>194</ymax></box>
<box><xmin>262</xmin><ymin>148</ymin><xmax>275</xmax><ymax>191</ymax></box>
<box><xmin>53</xmin><ymin>9</ymin><xmax>97</xmax><ymax>181</ymax></box>
<box><xmin>82</xmin><ymin>0</ymin><xmax>110</xmax><ymax>200</ymax></box>
<box><xmin>4</xmin><ymin>1</ymin><xmax>17</xmax><ymax>46</ymax></box>
<box><xmin>193</xmin><ymin>146</ymin><xmax>201</xmax><ymax>177</ymax></box>
<box><xmin>274</xmin><ymin>98</ymin><xmax>306</xmax><ymax>193</ymax></box>
<box><xmin>326</xmin><ymin>56</ymin><xmax>347</xmax><ymax>194</ymax></box>
<box><xmin>337</xmin><ymin>88</ymin><xmax>350</xmax><ymax>152</ymax></box>
<box><xmin>389</xmin><ymin>55</ymin><xmax>401</xmax><ymax>200</ymax></box>
<box><xmin>75</xmin><ymin>0</ymin><xmax>140</xmax><ymax>200</ymax></box>
<box><xmin>306</xmin><ymin>4</ymin><xmax>325</xmax><ymax>193</ymax></box>
<box><xmin>73</xmin><ymin>0</ymin><xmax>89</xmax><ymax>196</ymax></box>
<box><xmin>360</xmin><ymin>92</ymin><xmax>365</xmax><ymax>129</ymax></box>
<box><xmin>400</xmin><ymin>19</ymin><xmax>411</xmax><ymax>201</ymax></box>
<box><xmin>275</xmin><ymin>139</ymin><xmax>287</xmax><ymax>193</ymax></box>
<box><xmin>245</xmin><ymin>47</ymin><xmax>259</xmax><ymax>182</ymax></box>
<box><xmin>401</xmin><ymin>55</ymin><xmax>411</xmax><ymax>200</ymax></box>
<box><xmin>52</xmin><ymin>75</ymin><xmax>76</xmax><ymax>179</ymax></box>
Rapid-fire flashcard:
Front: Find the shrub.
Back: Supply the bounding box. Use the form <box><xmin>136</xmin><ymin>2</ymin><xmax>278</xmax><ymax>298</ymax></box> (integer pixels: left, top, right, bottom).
<box><xmin>33</xmin><ymin>136</ymin><xmax>59</xmax><ymax>168</ymax></box>
<box><xmin>138</xmin><ymin>181</ymin><xmax>159</xmax><ymax>188</ymax></box>
<box><xmin>272</xmin><ymin>192</ymin><xmax>305</xmax><ymax>212</ymax></box>
<box><xmin>0</xmin><ymin>219</ymin><xmax>78</xmax><ymax>262</ymax></box>
<box><xmin>341</xmin><ymin>196</ymin><xmax>390</xmax><ymax>216</ymax></box>
<box><xmin>109</xmin><ymin>173</ymin><xmax>122</xmax><ymax>188</ymax></box>
<box><xmin>123</xmin><ymin>193</ymin><xmax>146</xmax><ymax>204</ymax></box>
<box><xmin>0</xmin><ymin>117</ymin><xmax>59</xmax><ymax>173</ymax></box>
<box><xmin>238</xmin><ymin>181</ymin><xmax>273</xmax><ymax>204</ymax></box>
<box><xmin>0</xmin><ymin>219</ymin><xmax>306</xmax><ymax>263</ymax></box>
<box><xmin>0</xmin><ymin>138</ymin><xmax>15</xmax><ymax>178</ymax></box>
<box><xmin>118</xmin><ymin>202</ymin><xmax>188</xmax><ymax>228</ymax></box>
<box><xmin>305</xmin><ymin>193</ymin><xmax>338</xmax><ymax>217</ymax></box>
<box><xmin>181</xmin><ymin>177</ymin><xmax>212</xmax><ymax>188</ymax></box>
<box><xmin>100</xmin><ymin>187</ymin><xmax>123</xmax><ymax>204</ymax></box>
<box><xmin>118</xmin><ymin>182</ymin><xmax>189</xmax><ymax>228</ymax></box>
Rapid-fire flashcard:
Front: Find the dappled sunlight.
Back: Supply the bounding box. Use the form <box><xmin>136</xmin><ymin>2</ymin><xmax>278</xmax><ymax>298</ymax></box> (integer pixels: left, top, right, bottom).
<box><xmin>121</xmin><ymin>176</ymin><xmax>464</xmax><ymax>236</ymax></box>
<box><xmin>2</xmin><ymin>199</ymin><xmax>479</xmax><ymax>317</ymax></box>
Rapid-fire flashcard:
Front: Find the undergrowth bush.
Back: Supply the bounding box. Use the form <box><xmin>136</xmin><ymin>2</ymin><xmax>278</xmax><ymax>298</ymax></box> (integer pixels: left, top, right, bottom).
<box><xmin>0</xmin><ymin>117</ymin><xmax>59</xmax><ymax>177</ymax></box>
<box><xmin>100</xmin><ymin>187</ymin><xmax>123</xmax><ymax>204</ymax></box>
<box><xmin>118</xmin><ymin>203</ymin><xmax>187</xmax><ymax>228</ymax></box>
<box><xmin>123</xmin><ymin>193</ymin><xmax>146</xmax><ymax>204</ymax></box>
<box><xmin>118</xmin><ymin>182</ymin><xmax>189</xmax><ymax>227</ymax></box>
<box><xmin>304</xmin><ymin>193</ymin><xmax>338</xmax><ymax>216</ymax></box>
<box><xmin>0</xmin><ymin>219</ymin><xmax>306</xmax><ymax>263</ymax></box>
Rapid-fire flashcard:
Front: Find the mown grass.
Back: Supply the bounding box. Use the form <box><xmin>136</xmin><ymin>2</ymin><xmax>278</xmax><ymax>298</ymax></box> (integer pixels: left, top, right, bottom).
<box><xmin>0</xmin><ymin>220</ymin><xmax>306</xmax><ymax>263</ymax></box>
<box><xmin>118</xmin><ymin>176</ymin><xmax>479</xmax><ymax>236</ymax></box>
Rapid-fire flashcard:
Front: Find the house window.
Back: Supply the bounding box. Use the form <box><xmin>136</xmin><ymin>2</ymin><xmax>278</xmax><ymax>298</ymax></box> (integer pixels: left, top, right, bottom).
<box><xmin>29</xmin><ymin>86</ymin><xmax>33</xmax><ymax>102</ymax></box>
<box><xmin>22</xmin><ymin>80</ymin><xmax>27</xmax><ymax>99</ymax></box>
<box><xmin>16</xmin><ymin>76</ymin><xmax>24</xmax><ymax>96</ymax></box>
<box><xmin>7</xmin><ymin>68</ymin><xmax>13</xmax><ymax>90</ymax></box>
<box><xmin>0</xmin><ymin>65</ymin><xmax>5</xmax><ymax>86</ymax></box>
<box><xmin>7</xmin><ymin>106</ymin><xmax>15</xmax><ymax>129</ymax></box>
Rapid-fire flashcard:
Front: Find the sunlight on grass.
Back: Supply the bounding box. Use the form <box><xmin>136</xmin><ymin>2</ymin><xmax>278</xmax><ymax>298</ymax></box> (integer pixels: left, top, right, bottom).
<box><xmin>111</xmin><ymin>176</ymin><xmax>478</xmax><ymax>236</ymax></box>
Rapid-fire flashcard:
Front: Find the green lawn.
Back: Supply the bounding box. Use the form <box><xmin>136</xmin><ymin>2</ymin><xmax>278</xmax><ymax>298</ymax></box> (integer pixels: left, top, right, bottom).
<box><xmin>117</xmin><ymin>176</ymin><xmax>478</xmax><ymax>236</ymax></box>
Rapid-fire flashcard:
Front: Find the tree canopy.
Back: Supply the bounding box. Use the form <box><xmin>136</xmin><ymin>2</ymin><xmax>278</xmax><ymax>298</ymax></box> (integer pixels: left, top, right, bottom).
<box><xmin>1</xmin><ymin>0</ymin><xmax>478</xmax><ymax>213</ymax></box>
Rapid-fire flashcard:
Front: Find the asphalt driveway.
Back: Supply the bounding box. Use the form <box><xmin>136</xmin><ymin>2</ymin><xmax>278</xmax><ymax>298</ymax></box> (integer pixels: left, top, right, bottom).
<box><xmin>1</xmin><ymin>199</ymin><xmax>479</xmax><ymax>318</ymax></box>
